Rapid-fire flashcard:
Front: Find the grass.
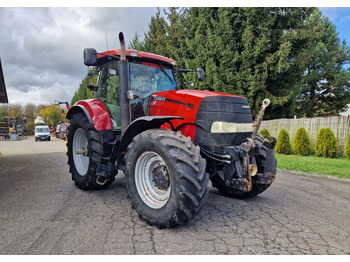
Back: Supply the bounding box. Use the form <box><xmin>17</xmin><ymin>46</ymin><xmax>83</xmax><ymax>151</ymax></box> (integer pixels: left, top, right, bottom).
<box><xmin>275</xmin><ymin>153</ymin><xmax>350</xmax><ymax>179</ymax></box>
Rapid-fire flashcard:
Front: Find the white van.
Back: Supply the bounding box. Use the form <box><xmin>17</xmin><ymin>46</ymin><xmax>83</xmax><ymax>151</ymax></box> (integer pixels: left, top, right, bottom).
<box><xmin>35</xmin><ymin>125</ymin><xmax>51</xmax><ymax>142</ymax></box>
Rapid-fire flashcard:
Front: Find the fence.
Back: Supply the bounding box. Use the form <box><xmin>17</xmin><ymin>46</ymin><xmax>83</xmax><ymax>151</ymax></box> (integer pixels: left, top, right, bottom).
<box><xmin>260</xmin><ymin>115</ymin><xmax>350</xmax><ymax>154</ymax></box>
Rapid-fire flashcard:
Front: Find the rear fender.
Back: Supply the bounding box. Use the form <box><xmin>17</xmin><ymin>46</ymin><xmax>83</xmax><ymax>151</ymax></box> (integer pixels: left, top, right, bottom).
<box><xmin>117</xmin><ymin>116</ymin><xmax>183</xmax><ymax>166</ymax></box>
<box><xmin>66</xmin><ymin>99</ymin><xmax>113</xmax><ymax>131</ymax></box>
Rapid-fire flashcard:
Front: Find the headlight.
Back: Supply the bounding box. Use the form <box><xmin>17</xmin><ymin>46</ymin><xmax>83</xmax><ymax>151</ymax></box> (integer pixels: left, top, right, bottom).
<box><xmin>211</xmin><ymin>122</ymin><xmax>253</xmax><ymax>133</ymax></box>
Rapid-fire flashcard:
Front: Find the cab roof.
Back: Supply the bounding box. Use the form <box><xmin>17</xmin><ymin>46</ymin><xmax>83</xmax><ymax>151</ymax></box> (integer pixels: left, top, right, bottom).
<box><xmin>97</xmin><ymin>49</ymin><xmax>177</xmax><ymax>67</ymax></box>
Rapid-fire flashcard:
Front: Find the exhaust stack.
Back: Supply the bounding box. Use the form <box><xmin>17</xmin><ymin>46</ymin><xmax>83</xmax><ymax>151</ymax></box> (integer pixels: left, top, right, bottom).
<box><xmin>118</xmin><ymin>32</ymin><xmax>131</xmax><ymax>134</ymax></box>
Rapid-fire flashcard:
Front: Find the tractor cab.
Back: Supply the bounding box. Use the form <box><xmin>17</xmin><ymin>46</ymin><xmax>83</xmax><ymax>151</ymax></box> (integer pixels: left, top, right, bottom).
<box><xmin>91</xmin><ymin>51</ymin><xmax>178</xmax><ymax>129</ymax></box>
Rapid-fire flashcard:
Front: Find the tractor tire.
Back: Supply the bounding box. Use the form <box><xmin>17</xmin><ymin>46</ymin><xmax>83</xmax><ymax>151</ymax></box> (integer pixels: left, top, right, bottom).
<box><xmin>66</xmin><ymin>112</ymin><xmax>114</xmax><ymax>190</ymax></box>
<box><xmin>211</xmin><ymin>135</ymin><xmax>276</xmax><ymax>199</ymax></box>
<box><xmin>124</xmin><ymin>129</ymin><xmax>209</xmax><ymax>228</ymax></box>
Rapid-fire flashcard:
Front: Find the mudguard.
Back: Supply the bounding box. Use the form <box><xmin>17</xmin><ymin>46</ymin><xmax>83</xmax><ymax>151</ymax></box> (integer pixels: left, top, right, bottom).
<box><xmin>117</xmin><ymin>116</ymin><xmax>183</xmax><ymax>165</ymax></box>
<box><xmin>66</xmin><ymin>99</ymin><xmax>113</xmax><ymax>131</ymax></box>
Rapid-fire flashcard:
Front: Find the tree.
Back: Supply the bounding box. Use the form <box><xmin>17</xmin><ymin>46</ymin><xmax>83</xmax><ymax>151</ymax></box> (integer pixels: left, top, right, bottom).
<box><xmin>129</xmin><ymin>32</ymin><xmax>145</xmax><ymax>51</ymax></box>
<box><xmin>0</xmin><ymin>105</ymin><xmax>8</xmax><ymax>121</ymax></box>
<box><xmin>293</xmin><ymin>128</ymin><xmax>312</xmax><ymax>156</ymax></box>
<box><xmin>40</xmin><ymin>105</ymin><xmax>63</xmax><ymax>126</ymax></box>
<box><xmin>260</xmin><ymin>128</ymin><xmax>272</xmax><ymax>141</ymax></box>
<box><xmin>24</xmin><ymin>103</ymin><xmax>37</xmax><ymax>135</ymax></box>
<box><xmin>8</xmin><ymin>104</ymin><xmax>23</xmax><ymax>121</ymax></box>
<box><xmin>296</xmin><ymin>9</ymin><xmax>350</xmax><ymax>117</ymax></box>
<box><xmin>275</xmin><ymin>129</ymin><xmax>292</xmax><ymax>155</ymax></box>
<box><xmin>345</xmin><ymin>132</ymin><xmax>350</xmax><ymax>159</ymax></box>
<box><xmin>315</xmin><ymin>128</ymin><xmax>338</xmax><ymax>158</ymax></box>
<box><xmin>71</xmin><ymin>69</ymin><xmax>95</xmax><ymax>106</ymax></box>
<box><xmin>113</xmin><ymin>7</ymin><xmax>350</xmax><ymax>119</ymax></box>
<box><xmin>24</xmin><ymin>103</ymin><xmax>37</xmax><ymax>120</ymax></box>
<box><xmin>136</xmin><ymin>7</ymin><xmax>319</xmax><ymax>118</ymax></box>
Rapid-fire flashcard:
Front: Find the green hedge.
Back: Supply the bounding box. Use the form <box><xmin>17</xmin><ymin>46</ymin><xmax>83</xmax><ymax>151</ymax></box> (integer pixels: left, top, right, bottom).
<box><xmin>315</xmin><ymin>128</ymin><xmax>338</xmax><ymax>158</ymax></box>
<box><xmin>275</xmin><ymin>129</ymin><xmax>292</xmax><ymax>155</ymax></box>
<box><xmin>345</xmin><ymin>132</ymin><xmax>350</xmax><ymax>159</ymax></box>
<box><xmin>293</xmin><ymin>128</ymin><xmax>312</xmax><ymax>156</ymax></box>
<box><xmin>260</xmin><ymin>128</ymin><xmax>272</xmax><ymax>141</ymax></box>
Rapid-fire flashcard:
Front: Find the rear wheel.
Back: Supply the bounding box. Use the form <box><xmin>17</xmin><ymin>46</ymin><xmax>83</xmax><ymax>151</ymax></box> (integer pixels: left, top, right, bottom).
<box><xmin>67</xmin><ymin>112</ymin><xmax>114</xmax><ymax>190</ymax></box>
<box><xmin>124</xmin><ymin>129</ymin><xmax>209</xmax><ymax>228</ymax></box>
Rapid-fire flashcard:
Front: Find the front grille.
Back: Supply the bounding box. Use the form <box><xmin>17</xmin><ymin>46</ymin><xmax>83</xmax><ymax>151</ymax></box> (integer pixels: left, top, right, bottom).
<box><xmin>194</xmin><ymin>95</ymin><xmax>253</xmax><ymax>147</ymax></box>
<box><xmin>195</xmin><ymin>96</ymin><xmax>253</xmax><ymax>132</ymax></box>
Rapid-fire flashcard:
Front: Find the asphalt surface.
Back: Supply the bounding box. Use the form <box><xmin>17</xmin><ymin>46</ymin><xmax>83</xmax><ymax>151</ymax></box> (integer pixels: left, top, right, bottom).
<box><xmin>0</xmin><ymin>136</ymin><xmax>349</xmax><ymax>255</ymax></box>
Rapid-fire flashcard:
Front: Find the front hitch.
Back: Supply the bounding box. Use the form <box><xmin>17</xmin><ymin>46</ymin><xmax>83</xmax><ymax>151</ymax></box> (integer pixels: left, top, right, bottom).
<box><xmin>223</xmin><ymin>98</ymin><xmax>276</xmax><ymax>193</ymax></box>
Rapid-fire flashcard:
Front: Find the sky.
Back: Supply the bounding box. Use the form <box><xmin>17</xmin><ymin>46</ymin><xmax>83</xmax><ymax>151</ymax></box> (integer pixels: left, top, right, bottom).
<box><xmin>0</xmin><ymin>3</ymin><xmax>350</xmax><ymax>107</ymax></box>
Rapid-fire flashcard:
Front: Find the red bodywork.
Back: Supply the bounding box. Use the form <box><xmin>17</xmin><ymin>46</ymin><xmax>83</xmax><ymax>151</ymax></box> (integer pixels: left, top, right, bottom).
<box><xmin>73</xmin><ymin>90</ymin><xmax>243</xmax><ymax>141</ymax></box>
<box><xmin>75</xmin><ymin>99</ymin><xmax>113</xmax><ymax>131</ymax></box>
<box><xmin>150</xmin><ymin>90</ymin><xmax>243</xmax><ymax>141</ymax></box>
<box><xmin>97</xmin><ymin>49</ymin><xmax>177</xmax><ymax>67</ymax></box>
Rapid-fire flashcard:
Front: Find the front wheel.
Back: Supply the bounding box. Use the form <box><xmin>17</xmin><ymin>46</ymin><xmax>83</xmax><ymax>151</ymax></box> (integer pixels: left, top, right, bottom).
<box><xmin>124</xmin><ymin>129</ymin><xmax>209</xmax><ymax>228</ymax></box>
<box><xmin>66</xmin><ymin>112</ymin><xmax>114</xmax><ymax>190</ymax></box>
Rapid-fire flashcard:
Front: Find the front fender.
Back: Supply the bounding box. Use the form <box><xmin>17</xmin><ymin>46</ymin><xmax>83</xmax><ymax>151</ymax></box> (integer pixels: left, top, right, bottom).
<box><xmin>117</xmin><ymin>116</ymin><xmax>183</xmax><ymax>165</ymax></box>
<box><xmin>66</xmin><ymin>99</ymin><xmax>113</xmax><ymax>131</ymax></box>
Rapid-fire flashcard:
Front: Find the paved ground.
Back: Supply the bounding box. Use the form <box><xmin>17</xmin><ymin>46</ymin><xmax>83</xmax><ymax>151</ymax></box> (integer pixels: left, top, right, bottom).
<box><xmin>0</xmin><ymin>136</ymin><xmax>349</xmax><ymax>255</ymax></box>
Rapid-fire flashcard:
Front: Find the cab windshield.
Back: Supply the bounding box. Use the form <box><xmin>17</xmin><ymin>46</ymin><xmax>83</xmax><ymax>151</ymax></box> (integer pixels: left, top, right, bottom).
<box><xmin>130</xmin><ymin>62</ymin><xmax>177</xmax><ymax>99</ymax></box>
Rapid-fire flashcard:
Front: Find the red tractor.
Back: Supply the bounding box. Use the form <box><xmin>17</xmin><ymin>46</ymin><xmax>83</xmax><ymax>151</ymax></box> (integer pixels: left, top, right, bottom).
<box><xmin>66</xmin><ymin>32</ymin><xmax>277</xmax><ymax>228</ymax></box>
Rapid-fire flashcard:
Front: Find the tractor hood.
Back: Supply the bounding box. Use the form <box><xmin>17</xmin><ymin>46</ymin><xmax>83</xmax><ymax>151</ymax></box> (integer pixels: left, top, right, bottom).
<box><xmin>149</xmin><ymin>90</ymin><xmax>254</xmax><ymax>146</ymax></box>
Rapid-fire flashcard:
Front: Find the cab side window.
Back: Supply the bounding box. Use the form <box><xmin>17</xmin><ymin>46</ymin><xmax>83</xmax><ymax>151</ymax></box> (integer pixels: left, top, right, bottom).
<box><xmin>97</xmin><ymin>61</ymin><xmax>121</xmax><ymax>130</ymax></box>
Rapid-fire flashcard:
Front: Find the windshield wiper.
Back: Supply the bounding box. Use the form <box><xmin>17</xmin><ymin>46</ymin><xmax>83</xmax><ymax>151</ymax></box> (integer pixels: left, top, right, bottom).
<box><xmin>158</xmin><ymin>63</ymin><xmax>174</xmax><ymax>84</ymax></box>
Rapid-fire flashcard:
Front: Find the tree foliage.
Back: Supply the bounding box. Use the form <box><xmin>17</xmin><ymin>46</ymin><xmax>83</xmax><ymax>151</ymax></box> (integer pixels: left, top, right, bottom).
<box><xmin>315</xmin><ymin>128</ymin><xmax>338</xmax><ymax>158</ymax></box>
<box><xmin>293</xmin><ymin>128</ymin><xmax>312</xmax><ymax>156</ymax></box>
<box><xmin>40</xmin><ymin>105</ymin><xmax>63</xmax><ymax>126</ymax></box>
<box><xmin>24</xmin><ymin>103</ymin><xmax>37</xmax><ymax>135</ymax></box>
<box><xmin>275</xmin><ymin>129</ymin><xmax>292</xmax><ymax>155</ymax></box>
<box><xmin>295</xmin><ymin>9</ymin><xmax>350</xmax><ymax>117</ymax></box>
<box><xmin>345</xmin><ymin>132</ymin><xmax>350</xmax><ymax>159</ymax></box>
<box><xmin>128</xmin><ymin>7</ymin><xmax>350</xmax><ymax>119</ymax></box>
<box><xmin>260</xmin><ymin>128</ymin><xmax>272</xmax><ymax>141</ymax></box>
<box><xmin>71</xmin><ymin>68</ymin><xmax>96</xmax><ymax>106</ymax></box>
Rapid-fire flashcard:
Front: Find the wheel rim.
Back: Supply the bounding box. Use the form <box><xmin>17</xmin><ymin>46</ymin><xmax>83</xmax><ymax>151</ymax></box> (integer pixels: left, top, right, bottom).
<box><xmin>73</xmin><ymin>128</ymin><xmax>89</xmax><ymax>176</ymax></box>
<box><xmin>135</xmin><ymin>151</ymin><xmax>171</xmax><ymax>209</ymax></box>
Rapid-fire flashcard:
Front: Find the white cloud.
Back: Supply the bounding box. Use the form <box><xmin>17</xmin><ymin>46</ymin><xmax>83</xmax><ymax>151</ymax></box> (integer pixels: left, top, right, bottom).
<box><xmin>0</xmin><ymin>7</ymin><xmax>157</xmax><ymax>106</ymax></box>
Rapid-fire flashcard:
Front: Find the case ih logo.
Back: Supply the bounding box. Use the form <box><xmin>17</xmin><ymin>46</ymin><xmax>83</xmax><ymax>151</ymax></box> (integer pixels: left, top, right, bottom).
<box><xmin>153</xmin><ymin>96</ymin><xmax>166</xmax><ymax>102</ymax></box>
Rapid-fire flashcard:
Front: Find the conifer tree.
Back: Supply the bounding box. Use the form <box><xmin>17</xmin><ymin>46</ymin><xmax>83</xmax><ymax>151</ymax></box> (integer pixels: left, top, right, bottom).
<box><xmin>293</xmin><ymin>128</ymin><xmax>312</xmax><ymax>156</ymax></box>
<box><xmin>275</xmin><ymin>129</ymin><xmax>292</xmax><ymax>155</ymax></box>
<box><xmin>296</xmin><ymin>9</ymin><xmax>350</xmax><ymax>117</ymax></box>
<box><xmin>345</xmin><ymin>132</ymin><xmax>350</xmax><ymax>159</ymax></box>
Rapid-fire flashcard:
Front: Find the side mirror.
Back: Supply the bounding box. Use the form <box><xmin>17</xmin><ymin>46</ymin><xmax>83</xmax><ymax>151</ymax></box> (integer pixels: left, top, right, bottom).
<box><xmin>83</xmin><ymin>48</ymin><xmax>97</xmax><ymax>66</ymax></box>
<box><xmin>197</xmin><ymin>68</ymin><xmax>205</xmax><ymax>81</ymax></box>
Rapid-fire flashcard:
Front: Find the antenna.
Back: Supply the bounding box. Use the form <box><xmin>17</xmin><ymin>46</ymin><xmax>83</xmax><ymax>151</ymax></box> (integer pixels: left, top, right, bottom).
<box><xmin>105</xmin><ymin>32</ymin><xmax>109</xmax><ymax>50</ymax></box>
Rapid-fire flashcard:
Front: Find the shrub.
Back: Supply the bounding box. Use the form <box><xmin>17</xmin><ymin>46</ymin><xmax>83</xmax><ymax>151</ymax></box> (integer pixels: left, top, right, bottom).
<box><xmin>275</xmin><ymin>129</ymin><xmax>292</xmax><ymax>155</ymax></box>
<box><xmin>315</xmin><ymin>128</ymin><xmax>338</xmax><ymax>158</ymax></box>
<box><xmin>345</xmin><ymin>133</ymin><xmax>350</xmax><ymax>159</ymax></box>
<box><xmin>315</xmin><ymin>128</ymin><xmax>326</xmax><ymax>156</ymax></box>
<box><xmin>260</xmin><ymin>129</ymin><xmax>272</xmax><ymax>141</ymax></box>
<box><xmin>293</xmin><ymin>128</ymin><xmax>312</xmax><ymax>156</ymax></box>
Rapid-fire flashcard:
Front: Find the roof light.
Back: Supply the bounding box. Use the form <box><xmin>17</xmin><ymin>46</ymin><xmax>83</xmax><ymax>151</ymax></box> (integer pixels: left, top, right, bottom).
<box><xmin>130</xmin><ymin>51</ymin><xmax>138</xmax><ymax>57</ymax></box>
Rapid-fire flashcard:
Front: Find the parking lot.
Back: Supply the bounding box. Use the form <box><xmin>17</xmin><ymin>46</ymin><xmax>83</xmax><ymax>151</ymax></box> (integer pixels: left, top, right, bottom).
<box><xmin>0</xmin><ymin>136</ymin><xmax>349</xmax><ymax>254</ymax></box>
